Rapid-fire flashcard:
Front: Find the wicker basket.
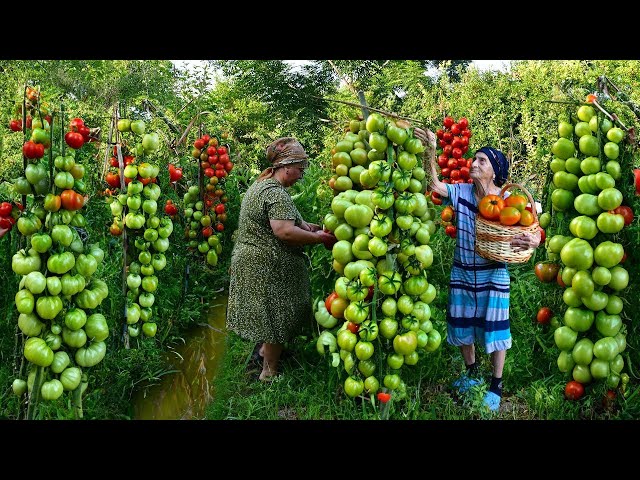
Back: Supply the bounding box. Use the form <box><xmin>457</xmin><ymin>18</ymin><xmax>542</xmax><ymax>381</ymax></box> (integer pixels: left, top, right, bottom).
<box><xmin>475</xmin><ymin>183</ymin><xmax>539</xmax><ymax>264</ymax></box>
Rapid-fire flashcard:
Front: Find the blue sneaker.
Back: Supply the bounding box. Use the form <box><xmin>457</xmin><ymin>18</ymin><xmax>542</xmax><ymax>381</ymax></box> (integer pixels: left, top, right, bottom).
<box><xmin>451</xmin><ymin>374</ymin><xmax>483</xmax><ymax>393</ymax></box>
<box><xmin>483</xmin><ymin>391</ymin><xmax>501</xmax><ymax>411</ymax></box>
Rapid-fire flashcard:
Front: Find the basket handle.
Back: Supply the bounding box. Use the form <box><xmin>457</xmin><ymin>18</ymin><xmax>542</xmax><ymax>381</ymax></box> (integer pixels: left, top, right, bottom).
<box><xmin>499</xmin><ymin>182</ymin><xmax>539</xmax><ymax>223</ymax></box>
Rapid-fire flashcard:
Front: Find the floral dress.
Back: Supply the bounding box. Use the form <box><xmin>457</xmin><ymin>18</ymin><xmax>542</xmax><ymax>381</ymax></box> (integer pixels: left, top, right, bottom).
<box><xmin>226</xmin><ymin>178</ymin><xmax>311</xmax><ymax>343</ymax></box>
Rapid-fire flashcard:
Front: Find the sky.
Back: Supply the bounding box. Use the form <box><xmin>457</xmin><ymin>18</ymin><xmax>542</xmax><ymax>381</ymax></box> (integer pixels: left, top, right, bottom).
<box><xmin>171</xmin><ymin>60</ymin><xmax>511</xmax><ymax>74</ymax></box>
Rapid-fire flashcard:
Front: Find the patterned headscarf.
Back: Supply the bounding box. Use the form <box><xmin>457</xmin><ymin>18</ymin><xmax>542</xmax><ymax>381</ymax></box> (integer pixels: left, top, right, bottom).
<box><xmin>258</xmin><ymin>137</ymin><xmax>309</xmax><ymax>181</ymax></box>
<box><xmin>476</xmin><ymin>146</ymin><xmax>510</xmax><ymax>187</ymax></box>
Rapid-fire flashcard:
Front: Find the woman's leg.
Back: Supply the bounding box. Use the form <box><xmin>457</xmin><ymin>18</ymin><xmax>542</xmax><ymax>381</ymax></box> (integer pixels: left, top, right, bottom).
<box><xmin>260</xmin><ymin>342</ymin><xmax>283</xmax><ymax>380</ymax></box>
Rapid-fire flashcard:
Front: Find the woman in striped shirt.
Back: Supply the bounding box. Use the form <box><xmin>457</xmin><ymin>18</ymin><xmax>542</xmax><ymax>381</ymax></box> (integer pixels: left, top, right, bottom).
<box><xmin>415</xmin><ymin>128</ymin><xmax>540</xmax><ymax>412</ymax></box>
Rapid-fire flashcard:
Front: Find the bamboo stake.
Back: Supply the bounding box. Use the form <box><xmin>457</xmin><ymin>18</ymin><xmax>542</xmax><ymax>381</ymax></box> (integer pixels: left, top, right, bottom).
<box><xmin>310</xmin><ymin>95</ymin><xmax>426</xmax><ymax>125</ymax></box>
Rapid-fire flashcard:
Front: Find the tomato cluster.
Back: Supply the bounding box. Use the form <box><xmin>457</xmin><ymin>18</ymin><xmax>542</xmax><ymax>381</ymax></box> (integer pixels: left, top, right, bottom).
<box><xmin>440</xmin><ymin>206</ymin><xmax>456</xmax><ymax>238</ymax></box>
<box><xmin>0</xmin><ymin>201</ymin><xmax>23</xmax><ymax>232</ymax></box>
<box><xmin>9</xmin><ymin>88</ymin><xmax>110</xmax><ymax>404</ymax></box>
<box><xmin>544</xmin><ymin>100</ymin><xmax>633</xmax><ymax>397</ymax></box>
<box><xmin>478</xmin><ymin>192</ymin><xmax>535</xmax><ymax>227</ymax></box>
<box><xmin>317</xmin><ymin>114</ymin><xmax>443</xmax><ymax>404</ymax></box>
<box><xmin>193</xmin><ymin>135</ymin><xmax>234</xmax><ymax>180</ymax></box>
<box><xmin>435</xmin><ymin>116</ymin><xmax>473</xmax><ymax>185</ymax></box>
<box><xmin>182</xmin><ymin>133</ymin><xmax>232</xmax><ymax>267</ymax></box>
<box><xmin>105</xmin><ymin>117</ymin><xmax>174</xmax><ymax>338</ymax></box>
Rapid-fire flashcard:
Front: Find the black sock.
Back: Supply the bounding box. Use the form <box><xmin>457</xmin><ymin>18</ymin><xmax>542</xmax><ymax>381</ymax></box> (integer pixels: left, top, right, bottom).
<box><xmin>489</xmin><ymin>376</ymin><xmax>503</xmax><ymax>397</ymax></box>
<box><xmin>465</xmin><ymin>362</ymin><xmax>478</xmax><ymax>377</ymax></box>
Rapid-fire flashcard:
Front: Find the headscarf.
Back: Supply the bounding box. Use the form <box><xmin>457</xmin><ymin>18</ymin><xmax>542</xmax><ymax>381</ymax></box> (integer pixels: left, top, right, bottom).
<box><xmin>258</xmin><ymin>137</ymin><xmax>309</xmax><ymax>181</ymax></box>
<box><xmin>476</xmin><ymin>146</ymin><xmax>510</xmax><ymax>187</ymax></box>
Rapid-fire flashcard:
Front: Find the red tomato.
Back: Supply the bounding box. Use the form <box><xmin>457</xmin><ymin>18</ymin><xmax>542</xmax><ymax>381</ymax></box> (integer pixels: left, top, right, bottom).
<box><xmin>445</xmin><ymin>225</ymin><xmax>456</xmax><ymax>237</ymax></box>
<box><xmin>450</xmin><ymin>123</ymin><xmax>461</xmax><ymax>135</ymax></box>
<box><xmin>214</xmin><ymin>204</ymin><xmax>225</xmax><ymax>215</ymax></box>
<box><xmin>565</xmin><ymin>381</ymin><xmax>585</xmax><ymax>401</ymax></box>
<box><xmin>449</xmin><ymin>169</ymin><xmax>461</xmax><ymax>181</ymax></box>
<box><xmin>499</xmin><ymin>206</ymin><xmax>521</xmax><ymax>226</ymax></box>
<box><xmin>447</xmin><ymin>158</ymin><xmax>458</xmax><ymax>170</ymax></box>
<box><xmin>194</xmin><ymin>139</ymin><xmax>205</xmax><ymax>150</ymax></box>
<box><xmin>458</xmin><ymin>117</ymin><xmax>469</xmax><ymax>129</ymax></box>
<box><xmin>534</xmin><ymin>262</ymin><xmax>560</xmax><ymax>283</ymax></box>
<box><xmin>430</xmin><ymin>191</ymin><xmax>443</xmax><ymax>206</ymax></box>
<box><xmin>224</xmin><ymin>161</ymin><xmax>234</xmax><ymax>172</ymax></box>
<box><xmin>69</xmin><ymin>117</ymin><xmax>85</xmax><ymax>132</ymax></box>
<box><xmin>440</xmin><ymin>167</ymin><xmax>451</xmax><ymax>178</ymax></box>
<box><xmin>437</xmin><ymin>154</ymin><xmax>449</xmax><ymax>168</ymax></box>
<box><xmin>347</xmin><ymin>322</ymin><xmax>360</xmax><ymax>334</ymax></box>
<box><xmin>441</xmin><ymin>206</ymin><xmax>454</xmax><ymax>222</ymax></box>
<box><xmin>443</xmin><ymin>116</ymin><xmax>455</xmax><ymax>129</ymax></box>
<box><xmin>215</xmin><ymin>223</ymin><xmax>224</xmax><ymax>232</ymax></box>
<box><xmin>164</xmin><ymin>202</ymin><xmax>178</xmax><ymax>216</ymax></box>
<box><xmin>204</xmin><ymin>168</ymin><xmax>215</xmax><ymax>178</ymax></box>
<box><xmin>435</xmin><ymin>129</ymin><xmax>444</xmax><ymax>139</ymax></box>
<box><xmin>60</xmin><ymin>189</ymin><xmax>84</xmax><ymax>211</ymax></box>
<box><xmin>612</xmin><ymin>205</ymin><xmax>633</xmax><ymax>226</ymax></box>
<box><xmin>442</xmin><ymin>131</ymin><xmax>453</xmax><ymax>143</ymax></box>
<box><xmin>202</xmin><ymin>226</ymin><xmax>214</xmax><ymax>238</ymax></box>
<box><xmin>452</xmin><ymin>147</ymin><xmax>463</xmax><ymax>159</ymax></box>
<box><xmin>538</xmin><ymin>227</ymin><xmax>546</xmax><ymax>246</ymax></box>
<box><xmin>536</xmin><ymin>307</ymin><xmax>553</xmax><ymax>325</ymax></box>
<box><xmin>9</xmin><ymin>119</ymin><xmax>22</xmax><ymax>132</ymax></box>
<box><xmin>64</xmin><ymin>131</ymin><xmax>85</xmax><ymax>149</ymax></box>
<box><xmin>217</xmin><ymin>146</ymin><xmax>227</xmax><ymax>155</ymax></box>
<box><xmin>201</xmin><ymin>134</ymin><xmax>210</xmax><ymax>144</ymax></box>
<box><xmin>556</xmin><ymin>269</ymin><xmax>565</xmax><ymax>287</ymax></box>
<box><xmin>443</xmin><ymin>145</ymin><xmax>453</xmax><ymax>157</ymax></box>
<box><xmin>377</xmin><ymin>392</ymin><xmax>391</xmax><ymax>403</ymax></box>
<box><xmin>0</xmin><ymin>202</ymin><xmax>12</xmax><ymax>217</ymax></box>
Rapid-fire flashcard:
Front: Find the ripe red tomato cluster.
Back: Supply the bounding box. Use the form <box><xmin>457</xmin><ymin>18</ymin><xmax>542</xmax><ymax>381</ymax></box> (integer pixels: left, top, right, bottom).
<box><xmin>169</xmin><ymin>164</ymin><xmax>183</xmax><ymax>183</ymax></box>
<box><xmin>435</xmin><ymin>116</ymin><xmax>474</xmax><ymax>185</ymax></box>
<box><xmin>65</xmin><ymin>117</ymin><xmax>91</xmax><ymax>149</ymax></box>
<box><xmin>193</xmin><ymin>134</ymin><xmax>234</xmax><ymax>180</ymax></box>
<box><xmin>0</xmin><ymin>201</ymin><xmax>22</xmax><ymax>232</ymax></box>
<box><xmin>440</xmin><ymin>206</ymin><xmax>457</xmax><ymax>238</ymax></box>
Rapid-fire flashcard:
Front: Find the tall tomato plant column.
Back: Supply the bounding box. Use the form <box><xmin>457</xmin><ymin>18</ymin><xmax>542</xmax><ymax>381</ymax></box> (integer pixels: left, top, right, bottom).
<box><xmin>316</xmin><ymin>113</ymin><xmax>442</xmax><ymax>407</ymax></box>
<box><xmin>544</xmin><ymin>98</ymin><xmax>631</xmax><ymax>398</ymax></box>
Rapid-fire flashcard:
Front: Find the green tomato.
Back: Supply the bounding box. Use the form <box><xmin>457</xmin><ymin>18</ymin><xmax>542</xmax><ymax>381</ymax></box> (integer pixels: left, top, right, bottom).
<box><xmin>560</xmin><ymin>238</ymin><xmax>593</xmax><ymax>271</ymax></box>
<box><xmin>51</xmin><ymin>351</ymin><xmax>71</xmax><ymax>374</ymax></box>
<box><xmin>344</xmin><ymin>376</ymin><xmax>364</xmax><ymax>398</ymax></box>
<box><xmin>379</xmin><ymin>318</ymin><xmax>398</xmax><ymax>340</ymax></box>
<box><xmin>30</xmin><ymin>233</ymin><xmax>53</xmax><ymax>253</ymax></box>
<box><xmin>593</xmin><ymin>337</ymin><xmax>619</xmax><ymax>362</ymax></box>
<box><xmin>41</xmin><ymin>379</ymin><xmax>64</xmax><ymax>401</ymax></box>
<box><xmin>64</xmin><ymin>308</ymin><xmax>87</xmax><ymax>331</ymax></box>
<box><xmin>12</xmin><ymin>379</ymin><xmax>27</xmax><ymax>396</ymax></box>
<box><xmin>557</xmin><ymin>350</ymin><xmax>575</xmax><ymax>373</ymax></box>
<box><xmin>595</xmin><ymin>311</ymin><xmax>622</xmax><ymax>337</ymax></box>
<box><xmin>24</xmin><ymin>337</ymin><xmax>54</xmax><ymax>367</ymax></box>
<box><xmin>337</xmin><ymin>329</ymin><xmax>358</xmax><ymax>352</ymax></box>
<box><xmin>60</xmin><ymin>367</ymin><xmax>83</xmax><ymax>391</ymax></box>
<box><xmin>36</xmin><ymin>295</ymin><xmax>63</xmax><ymax>320</ymax></box>
<box><xmin>564</xmin><ymin>307</ymin><xmax>594</xmax><ymax>332</ymax></box>
<box><xmin>393</xmin><ymin>330</ymin><xmax>418</xmax><ymax>355</ymax></box>
<box><xmin>571</xmin><ymin>337</ymin><xmax>594</xmax><ymax>366</ymax></box>
<box><xmin>142</xmin><ymin>322</ymin><xmax>157</xmax><ymax>337</ymax></box>
<box><xmin>424</xmin><ymin>329</ymin><xmax>443</xmax><ymax>352</ymax></box>
<box><xmin>383</xmin><ymin>373</ymin><xmax>401</xmax><ymax>390</ymax></box>
<box><xmin>75</xmin><ymin>341</ymin><xmax>107</xmax><ymax>367</ymax></box>
<box><xmin>387</xmin><ymin>352</ymin><xmax>405</xmax><ymax>369</ymax></box>
<box><xmin>354</xmin><ymin>341</ymin><xmax>374</xmax><ymax>361</ymax></box>
<box><xmin>62</xmin><ymin>327</ymin><xmax>87</xmax><ymax>349</ymax></box>
<box><xmin>589</xmin><ymin>358</ymin><xmax>610</xmax><ymax>380</ymax></box>
<box><xmin>363</xmin><ymin>375</ymin><xmax>380</xmax><ymax>394</ymax></box>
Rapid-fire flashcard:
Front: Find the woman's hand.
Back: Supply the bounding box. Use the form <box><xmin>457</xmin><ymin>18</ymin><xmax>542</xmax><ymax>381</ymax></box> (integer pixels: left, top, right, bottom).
<box><xmin>306</xmin><ymin>222</ymin><xmax>321</xmax><ymax>232</ymax></box>
<box><xmin>317</xmin><ymin>230</ymin><xmax>337</xmax><ymax>250</ymax></box>
<box><xmin>511</xmin><ymin>230</ymin><xmax>541</xmax><ymax>251</ymax></box>
<box><xmin>413</xmin><ymin>127</ymin><xmax>437</xmax><ymax>153</ymax></box>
